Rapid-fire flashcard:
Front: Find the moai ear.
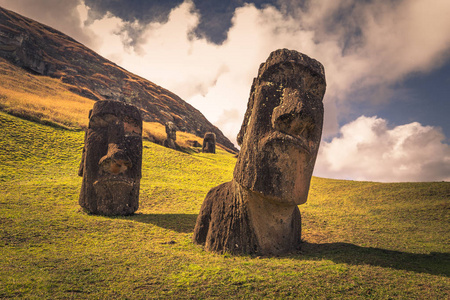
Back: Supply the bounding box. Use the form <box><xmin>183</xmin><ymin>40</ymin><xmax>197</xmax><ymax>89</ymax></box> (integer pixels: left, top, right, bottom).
<box><xmin>78</xmin><ymin>130</ymin><xmax>87</xmax><ymax>177</ymax></box>
<box><xmin>236</xmin><ymin>79</ymin><xmax>257</xmax><ymax>146</ymax></box>
<box><xmin>78</xmin><ymin>109</ymin><xmax>92</xmax><ymax>177</ymax></box>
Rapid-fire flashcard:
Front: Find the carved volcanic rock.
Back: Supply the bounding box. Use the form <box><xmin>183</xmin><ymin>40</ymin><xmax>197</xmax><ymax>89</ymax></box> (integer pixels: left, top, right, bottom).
<box><xmin>163</xmin><ymin>121</ymin><xmax>178</xmax><ymax>150</ymax></box>
<box><xmin>193</xmin><ymin>49</ymin><xmax>326</xmax><ymax>255</ymax></box>
<box><xmin>79</xmin><ymin>100</ymin><xmax>143</xmax><ymax>216</ymax></box>
<box><xmin>0</xmin><ymin>6</ymin><xmax>237</xmax><ymax>152</ymax></box>
<box><xmin>202</xmin><ymin>132</ymin><xmax>216</xmax><ymax>154</ymax></box>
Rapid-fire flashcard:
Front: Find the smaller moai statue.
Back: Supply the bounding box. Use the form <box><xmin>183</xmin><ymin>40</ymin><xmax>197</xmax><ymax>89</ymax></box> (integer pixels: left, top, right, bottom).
<box><xmin>163</xmin><ymin>121</ymin><xmax>178</xmax><ymax>149</ymax></box>
<box><xmin>202</xmin><ymin>132</ymin><xmax>216</xmax><ymax>153</ymax></box>
<box><xmin>78</xmin><ymin>100</ymin><xmax>143</xmax><ymax>216</ymax></box>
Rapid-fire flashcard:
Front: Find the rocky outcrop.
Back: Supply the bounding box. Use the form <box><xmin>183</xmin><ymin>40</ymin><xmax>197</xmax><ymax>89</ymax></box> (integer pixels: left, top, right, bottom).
<box><xmin>0</xmin><ymin>6</ymin><xmax>237</xmax><ymax>153</ymax></box>
<box><xmin>193</xmin><ymin>49</ymin><xmax>326</xmax><ymax>255</ymax></box>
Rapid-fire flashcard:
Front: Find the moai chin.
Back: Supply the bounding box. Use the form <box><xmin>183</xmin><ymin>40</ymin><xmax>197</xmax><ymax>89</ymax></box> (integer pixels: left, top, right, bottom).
<box><xmin>163</xmin><ymin>121</ymin><xmax>177</xmax><ymax>149</ymax></box>
<box><xmin>78</xmin><ymin>100</ymin><xmax>143</xmax><ymax>216</ymax></box>
<box><xmin>193</xmin><ymin>49</ymin><xmax>326</xmax><ymax>255</ymax></box>
<box><xmin>202</xmin><ymin>132</ymin><xmax>216</xmax><ymax>153</ymax></box>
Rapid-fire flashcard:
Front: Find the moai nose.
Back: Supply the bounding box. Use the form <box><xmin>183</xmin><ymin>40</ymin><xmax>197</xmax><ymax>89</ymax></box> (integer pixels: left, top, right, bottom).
<box><xmin>99</xmin><ymin>144</ymin><xmax>132</xmax><ymax>175</ymax></box>
<box><xmin>98</xmin><ymin>121</ymin><xmax>132</xmax><ymax>175</ymax></box>
<box><xmin>272</xmin><ymin>88</ymin><xmax>315</xmax><ymax>139</ymax></box>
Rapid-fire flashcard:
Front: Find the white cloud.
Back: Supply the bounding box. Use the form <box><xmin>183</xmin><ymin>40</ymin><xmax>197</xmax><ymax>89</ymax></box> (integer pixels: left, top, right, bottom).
<box><xmin>315</xmin><ymin>116</ymin><xmax>450</xmax><ymax>182</ymax></box>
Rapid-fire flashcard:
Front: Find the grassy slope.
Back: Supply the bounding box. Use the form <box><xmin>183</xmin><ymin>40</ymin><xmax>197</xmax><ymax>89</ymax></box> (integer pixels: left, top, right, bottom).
<box><xmin>0</xmin><ymin>57</ymin><xmax>95</xmax><ymax>130</ymax></box>
<box><xmin>0</xmin><ymin>58</ymin><xmax>219</xmax><ymax>150</ymax></box>
<box><xmin>0</xmin><ymin>111</ymin><xmax>449</xmax><ymax>299</ymax></box>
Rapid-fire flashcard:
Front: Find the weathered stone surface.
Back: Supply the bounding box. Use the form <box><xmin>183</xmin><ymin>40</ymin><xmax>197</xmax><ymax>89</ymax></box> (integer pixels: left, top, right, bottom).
<box><xmin>163</xmin><ymin>121</ymin><xmax>178</xmax><ymax>149</ymax></box>
<box><xmin>193</xmin><ymin>181</ymin><xmax>301</xmax><ymax>255</ymax></box>
<box><xmin>78</xmin><ymin>100</ymin><xmax>143</xmax><ymax>216</ymax></box>
<box><xmin>234</xmin><ymin>49</ymin><xmax>326</xmax><ymax>205</ymax></box>
<box><xmin>193</xmin><ymin>49</ymin><xmax>326</xmax><ymax>255</ymax></box>
<box><xmin>202</xmin><ymin>132</ymin><xmax>216</xmax><ymax>153</ymax></box>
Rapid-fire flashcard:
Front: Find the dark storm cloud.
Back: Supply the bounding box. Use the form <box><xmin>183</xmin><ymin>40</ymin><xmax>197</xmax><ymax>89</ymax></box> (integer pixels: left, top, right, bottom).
<box><xmin>84</xmin><ymin>0</ymin><xmax>184</xmax><ymax>24</ymax></box>
<box><xmin>84</xmin><ymin>0</ymin><xmax>283</xmax><ymax>44</ymax></box>
<box><xmin>193</xmin><ymin>0</ymin><xmax>281</xmax><ymax>44</ymax></box>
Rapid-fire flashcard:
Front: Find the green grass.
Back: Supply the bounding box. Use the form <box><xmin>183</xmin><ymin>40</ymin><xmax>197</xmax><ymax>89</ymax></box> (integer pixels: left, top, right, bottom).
<box><xmin>1</xmin><ymin>111</ymin><xmax>449</xmax><ymax>299</ymax></box>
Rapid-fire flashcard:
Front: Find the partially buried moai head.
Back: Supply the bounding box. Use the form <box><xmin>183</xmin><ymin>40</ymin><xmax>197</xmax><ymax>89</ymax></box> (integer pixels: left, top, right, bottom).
<box><xmin>202</xmin><ymin>132</ymin><xmax>216</xmax><ymax>153</ymax></box>
<box><xmin>233</xmin><ymin>49</ymin><xmax>326</xmax><ymax>205</ymax></box>
<box><xmin>78</xmin><ymin>100</ymin><xmax>143</xmax><ymax>216</ymax></box>
<box><xmin>165</xmin><ymin>121</ymin><xmax>177</xmax><ymax>141</ymax></box>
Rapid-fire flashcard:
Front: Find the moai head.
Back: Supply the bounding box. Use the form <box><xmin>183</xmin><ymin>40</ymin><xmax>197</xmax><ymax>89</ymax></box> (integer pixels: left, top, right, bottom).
<box><xmin>165</xmin><ymin>121</ymin><xmax>177</xmax><ymax>141</ymax></box>
<box><xmin>78</xmin><ymin>100</ymin><xmax>143</xmax><ymax>216</ymax></box>
<box><xmin>233</xmin><ymin>49</ymin><xmax>326</xmax><ymax>206</ymax></box>
<box><xmin>202</xmin><ymin>132</ymin><xmax>216</xmax><ymax>153</ymax></box>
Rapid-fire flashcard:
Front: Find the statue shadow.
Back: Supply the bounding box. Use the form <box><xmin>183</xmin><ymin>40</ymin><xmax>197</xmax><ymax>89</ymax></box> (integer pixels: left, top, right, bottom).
<box><xmin>115</xmin><ymin>213</ymin><xmax>198</xmax><ymax>233</ymax></box>
<box><xmin>296</xmin><ymin>242</ymin><xmax>450</xmax><ymax>277</ymax></box>
<box><xmin>108</xmin><ymin>214</ymin><xmax>448</xmax><ymax>276</ymax></box>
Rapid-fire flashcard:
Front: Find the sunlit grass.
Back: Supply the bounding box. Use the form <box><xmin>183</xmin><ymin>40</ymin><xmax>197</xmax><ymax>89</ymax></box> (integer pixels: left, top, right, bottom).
<box><xmin>1</xmin><ymin>112</ymin><xmax>449</xmax><ymax>299</ymax></box>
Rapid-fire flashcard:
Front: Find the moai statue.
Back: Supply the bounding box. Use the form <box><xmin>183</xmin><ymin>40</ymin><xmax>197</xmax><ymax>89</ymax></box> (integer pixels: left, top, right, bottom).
<box><xmin>78</xmin><ymin>100</ymin><xmax>143</xmax><ymax>216</ymax></box>
<box><xmin>163</xmin><ymin>121</ymin><xmax>177</xmax><ymax>149</ymax></box>
<box><xmin>202</xmin><ymin>132</ymin><xmax>216</xmax><ymax>153</ymax></box>
<box><xmin>193</xmin><ymin>49</ymin><xmax>326</xmax><ymax>255</ymax></box>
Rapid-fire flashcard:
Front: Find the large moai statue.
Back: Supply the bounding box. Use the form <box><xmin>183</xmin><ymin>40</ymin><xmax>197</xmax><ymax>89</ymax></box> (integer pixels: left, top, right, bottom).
<box><xmin>78</xmin><ymin>100</ymin><xmax>143</xmax><ymax>216</ymax></box>
<box><xmin>193</xmin><ymin>49</ymin><xmax>326</xmax><ymax>255</ymax></box>
<box><xmin>202</xmin><ymin>132</ymin><xmax>216</xmax><ymax>153</ymax></box>
<box><xmin>163</xmin><ymin>121</ymin><xmax>177</xmax><ymax>149</ymax></box>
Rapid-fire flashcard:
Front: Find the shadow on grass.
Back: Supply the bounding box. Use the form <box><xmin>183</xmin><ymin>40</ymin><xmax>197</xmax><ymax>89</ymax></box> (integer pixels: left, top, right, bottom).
<box><xmin>110</xmin><ymin>214</ymin><xmax>448</xmax><ymax>276</ymax></box>
<box><xmin>299</xmin><ymin>242</ymin><xmax>450</xmax><ymax>277</ymax></box>
<box><xmin>117</xmin><ymin>213</ymin><xmax>198</xmax><ymax>233</ymax></box>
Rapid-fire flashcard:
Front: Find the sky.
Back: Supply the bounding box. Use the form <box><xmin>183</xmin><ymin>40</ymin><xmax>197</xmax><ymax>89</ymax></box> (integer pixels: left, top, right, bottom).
<box><xmin>0</xmin><ymin>0</ymin><xmax>449</xmax><ymax>182</ymax></box>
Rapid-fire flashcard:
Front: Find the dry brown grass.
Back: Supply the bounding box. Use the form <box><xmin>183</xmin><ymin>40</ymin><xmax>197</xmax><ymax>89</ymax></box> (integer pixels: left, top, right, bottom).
<box><xmin>0</xmin><ymin>58</ymin><xmax>209</xmax><ymax>149</ymax></box>
<box><xmin>143</xmin><ymin>122</ymin><xmax>166</xmax><ymax>144</ymax></box>
<box><xmin>0</xmin><ymin>87</ymin><xmax>94</xmax><ymax>129</ymax></box>
<box><xmin>0</xmin><ymin>58</ymin><xmax>93</xmax><ymax>129</ymax></box>
<box><xmin>143</xmin><ymin>121</ymin><xmax>205</xmax><ymax>149</ymax></box>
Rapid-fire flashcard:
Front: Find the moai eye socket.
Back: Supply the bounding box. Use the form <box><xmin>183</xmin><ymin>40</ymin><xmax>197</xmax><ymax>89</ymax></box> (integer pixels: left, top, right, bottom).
<box><xmin>103</xmin><ymin>114</ymin><xmax>119</xmax><ymax>124</ymax></box>
<box><xmin>89</xmin><ymin>115</ymin><xmax>108</xmax><ymax>128</ymax></box>
<box><xmin>123</xmin><ymin>117</ymin><xmax>142</xmax><ymax>136</ymax></box>
<box><xmin>89</xmin><ymin>114</ymin><xmax>119</xmax><ymax>128</ymax></box>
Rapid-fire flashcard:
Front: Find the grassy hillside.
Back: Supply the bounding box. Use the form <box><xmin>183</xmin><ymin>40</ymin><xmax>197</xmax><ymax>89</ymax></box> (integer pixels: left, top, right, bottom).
<box><xmin>0</xmin><ymin>58</ymin><xmax>224</xmax><ymax>151</ymax></box>
<box><xmin>0</xmin><ymin>57</ymin><xmax>95</xmax><ymax>130</ymax></box>
<box><xmin>0</xmin><ymin>6</ymin><xmax>237</xmax><ymax>152</ymax></box>
<box><xmin>1</xmin><ymin>111</ymin><xmax>449</xmax><ymax>299</ymax></box>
